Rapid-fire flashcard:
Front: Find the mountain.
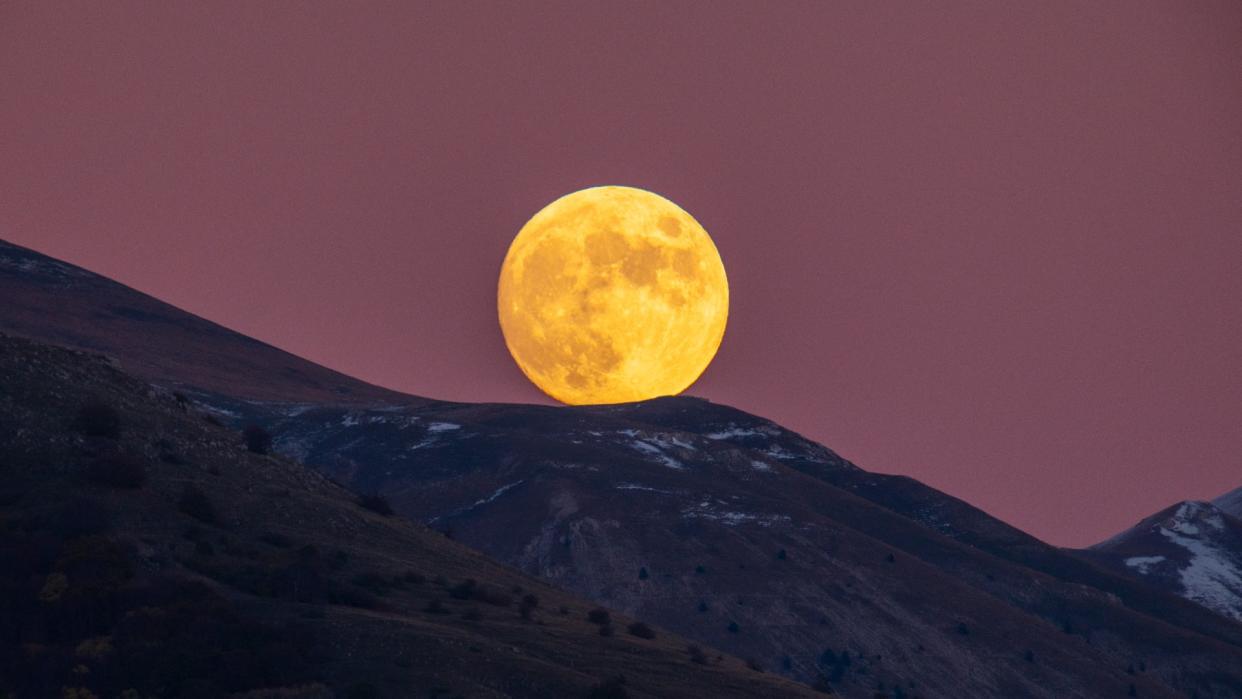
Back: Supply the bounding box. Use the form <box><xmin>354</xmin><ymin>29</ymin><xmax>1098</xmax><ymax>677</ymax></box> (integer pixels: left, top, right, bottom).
<box><xmin>1084</xmin><ymin>498</ymin><xmax>1242</xmax><ymax>623</ymax></box>
<box><xmin>1217</xmin><ymin>486</ymin><xmax>1242</xmax><ymax>519</ymax></box>
<box><xmin>0</xmin><ymin>239</ymin><xmax>408</xmax><ymax>405</ymax></box>
<box><xmin>5</xmin><ymin>237</ymin><xmax>1242</xmax><ymax>698</ymax></box>
<box><xmin>0</xmin><ymin>333</ymin><xmax>820</xmax><ymax>698</ymax></box>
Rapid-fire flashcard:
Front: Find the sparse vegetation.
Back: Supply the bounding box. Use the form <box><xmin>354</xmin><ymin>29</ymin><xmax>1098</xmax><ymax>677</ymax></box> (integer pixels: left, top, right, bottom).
<box><xmin>687</xmin><ymin>645</ymin><xmax>708</xmax><ymax>665</ymax></box>
<box><xmin>598</xmin><ymin>624</ymin><xmax>615</xmax><ymax>637</ymax></box>
<box><xmin>587</xmin><ymin>608</ymin><xmax>611</xmax><ymax>625</ymax></box>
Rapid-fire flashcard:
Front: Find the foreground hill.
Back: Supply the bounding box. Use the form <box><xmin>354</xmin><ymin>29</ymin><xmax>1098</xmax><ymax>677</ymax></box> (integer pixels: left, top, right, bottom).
<box><xmin>5</xmin><ymin>237</ymin><xmax>1242</xmax><ymax>697</ymax></box>
<box><xmin>1084</xmin><ymin>497</ymin><xmax>1242</xmax><ymax>623</ymax></box>
<box><xmin>0</xmin><ymin>334</ymin><xmax>819</xmax><ymax>698</ymax></box>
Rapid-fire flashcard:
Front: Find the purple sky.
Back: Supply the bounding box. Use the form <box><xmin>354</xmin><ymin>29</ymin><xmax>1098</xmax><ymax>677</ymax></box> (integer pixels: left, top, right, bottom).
<box><xmin>3</xmin><ymin>2</ymin><xmax>1240</xmax><ymax>546</ymax></box>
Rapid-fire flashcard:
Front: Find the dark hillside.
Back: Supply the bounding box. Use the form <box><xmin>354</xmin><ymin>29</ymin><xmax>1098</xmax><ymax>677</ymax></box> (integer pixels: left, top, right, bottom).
<box><xmin>0</xmin><ymin>334</ymin><xmax>819</xmax><ymax>698</ymax></box>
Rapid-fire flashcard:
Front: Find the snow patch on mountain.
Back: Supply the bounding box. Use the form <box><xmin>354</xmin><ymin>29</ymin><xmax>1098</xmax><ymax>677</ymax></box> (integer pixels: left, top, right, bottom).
<box><xmin>1156</xmin><ymin>503</ymin><xmax>1242</xmax><ymax>618</ymax></box>
<box><xmin>628</xmin><ymin>440</ymin><xmax>684</xmax><ymax>470</ymax></box>
<box><xmin>1124</xmin><ymin>555</ymin><xmax>1165</xmax><ymax>574</ymax></box>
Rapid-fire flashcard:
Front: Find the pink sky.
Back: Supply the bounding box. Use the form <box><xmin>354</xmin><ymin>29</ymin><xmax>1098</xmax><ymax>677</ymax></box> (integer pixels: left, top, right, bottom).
<box><xmin>3</xmin><ymin>2</ymin><xmax>1240</xmax><ymax>546</ymax></box>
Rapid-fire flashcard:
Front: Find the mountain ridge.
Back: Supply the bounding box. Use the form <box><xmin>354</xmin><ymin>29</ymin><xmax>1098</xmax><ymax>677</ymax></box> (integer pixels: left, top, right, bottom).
<box><xmin>5</xmin><ymin>236</ymin><xmax>1242</xmax><ymax>697</ymax></box>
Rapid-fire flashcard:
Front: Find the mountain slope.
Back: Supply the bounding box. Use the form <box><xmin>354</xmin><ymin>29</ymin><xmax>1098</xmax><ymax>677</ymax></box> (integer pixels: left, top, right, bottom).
<box><xmin>5</xmin><ymin>236</ymin><xmax>1242</xmax><ymax>698</ymax></box>
<box><xmin>1217</xmin><ymin>486</ymin><xmax>1242</xmax><ymax>519</ymax></box>
<box><xmin>0</xmin><ymin>239</ymin><xmax>410</xmax><ymax>404</ymax></box>
<box><xmin>1085</xmin><ymin>499</ymin><xmax>1242</xmax><ymax>623</ymax></box>
<box><xmin>222</xmin><ymin>397</ymin><xmax>1242</xmax><ymax>698</ymax></box>
<box><xmin>0</xmin><ymin>333</ymin><xmax>820</xmax><ymax>698</ymax></box>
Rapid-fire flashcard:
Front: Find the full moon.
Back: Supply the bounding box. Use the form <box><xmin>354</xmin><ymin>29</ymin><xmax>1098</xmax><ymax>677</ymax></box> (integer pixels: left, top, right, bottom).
<box><xmin>498</xmin><ymin>186</ymin><xmax>728</xmax><ymax>405</ymax></box>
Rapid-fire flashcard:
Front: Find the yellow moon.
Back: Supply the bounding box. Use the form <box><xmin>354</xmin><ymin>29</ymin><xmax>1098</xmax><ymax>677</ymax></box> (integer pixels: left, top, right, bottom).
<box><xmin>498</xmin><ymin>186</ymin><xmax>728</xmax><ymax>405</ymax></box>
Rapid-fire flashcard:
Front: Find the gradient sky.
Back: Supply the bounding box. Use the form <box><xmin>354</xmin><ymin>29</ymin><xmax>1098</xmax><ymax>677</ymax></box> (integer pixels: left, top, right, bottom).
<box><xmin>3</xmin><ymin>2</ymin><xmax>1240</xmax><ymax>547</ymax></box>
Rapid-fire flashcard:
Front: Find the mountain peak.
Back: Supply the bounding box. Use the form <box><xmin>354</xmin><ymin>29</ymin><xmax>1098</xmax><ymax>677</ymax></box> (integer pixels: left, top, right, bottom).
<box><xmin>1088</xmin><ymin>497</ymin><xmax>1242</xmax><ymax>621</ymax></box>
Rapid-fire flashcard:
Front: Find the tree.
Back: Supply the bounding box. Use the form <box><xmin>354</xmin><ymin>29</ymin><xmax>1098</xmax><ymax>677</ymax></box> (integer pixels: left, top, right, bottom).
<box><xmin>243</xmin><ymin>425</ymin><xmax>273</xmax><ymax>454</ymax></box>
<box><xmin>75</xmin><ymin>400</ymin><xmax>121</xmax><ymax>438</ymax></box>
<box><xmin>626</xmin><ymin>622</ymin><xmax>655</xmax><ymax>639</ymax></box>
<box><xmin>179</xmin><ymin>484</ymin><xmax>217</xmax><ymax>524</ymax></box>
<box><xmin>356</xmin><ymin>494</ymin><xmax>394</xmax><ymax>517</ymax></box>
<box><xmin>86</xmin><ymin>452</ymin><xmax>146</xmax><ymax>488</ymax></box>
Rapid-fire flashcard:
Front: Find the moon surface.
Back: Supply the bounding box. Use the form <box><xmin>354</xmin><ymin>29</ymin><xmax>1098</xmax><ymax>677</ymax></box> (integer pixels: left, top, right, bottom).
<box><xmin>498</xmin><ymin>186</ymin><xmax>728</xmax><ymax>405</ymax></box>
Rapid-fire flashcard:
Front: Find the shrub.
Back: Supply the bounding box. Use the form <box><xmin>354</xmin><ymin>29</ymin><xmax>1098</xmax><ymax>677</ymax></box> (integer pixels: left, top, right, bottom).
<box><xmin>356</xmin><ymin>494</ymin><xmax>394</xmax><ymax>517</ymax></box>
<box><xmin>449</xmin><ymin>579</ymin><xmax>510</xmax><ymax>606</ymax></box>
<box><xmin>587</xmin><ymin>608</ymin><xmax>611</xmax><ymax>625</ymax></box>
<box><xmin>75</xmin><ymin>401</ymin><xmax>121</xmax><ymax>438</ymax></box>
<box><xmin>327</xmin><ymin>582</ymin><xmax>379</xmax><ymax>609</ymax></box>
<box><xmin>86</xmin><ymin>452</ymin><xmax>147</xmax><ymax>489</ymax></box>
<box><xmin>598</xmin><ymin>624</ymin><xmax>614</xmax><ymax>637</ymax></box>
<box><xmin>956</xmin><ymin>622</ymin><xmax>970</xmax><ymax>636</ymax></box>
<box><xmin>343</xmin><ymin>683</ymin><xmax>382</xmax><ymax>699</ymax></box>
<box><xmin>259</xmin><ymin>532</ymin><xmax>294</xmax><ymax>548</ymax></box>
<box><xmin>519</xmin><ymin>593</ymin><xmax>539</xmax><ymax>620</ymax></box>
<box><xmin>179</xmin><ymin>484</ymin><xmax>217</xmax><ymax>524</ymax></box>
<box><xmin>423</xmin><ymin>599</ymin><xmax>449</xmax><ymax>615</ymax></box>
<box><xmin>234</xmin><ymin>685</ymin><xmax>335</xmax><ymax>699</ymax></box>
<box><xmin>402</xmin><ymin>570</ymin><xmax>426</xmax><ymax>585</ymax></box>
<box><xmin>626</xmin><ymin>622</ymin><xmax>655</xmax><ymax>639</ymax></box>
<box><xmin>695</xmin><ymin>564</ymin><xmax>706</xmax><ymax>574</ymax></box>
<box><xmin>687</xmin><ymin>645</ymin><xmax>708</xmax><ymax>665</ymax></box>
<box><xmin>351</xmin><ymin>572</ymin><xmax>392</xmax><ymax>595</ymax></box>
<box><xmin>727</xmin><ymin>621</ymin><xmax>740</xmax><ymax>633</ymax></box>
<box><xmin>49</xmin><ymin>497</ymin><xmax>112</xmax><ymax>537</ymax></box>
<box><xmin>588</xmin><ymin>676</ymin><xmax>628</xmax><ymax>699</ymax></box>
<box><xmin>243</xmin><ymin>425</ymin><xmax>273</xmax><ymax>454</ymax></box>
<box><xmin>638</xmin><ymin>566</ymin><xmax>649</xmax><ymax>580</ymax></box>
<box><xmin>777</xmin><ymin>548</ymin><xmax>787</xmax><ymax>560</ymax></box>
<box><xmin>697</xmin><ymin>600</ymin><xmax>708</xmax><ymax>613</ymax></box>
<box><xmin>746</xmin><ymin>658</ymin><xmax>764</xmax><ymax>672</ymax></box>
